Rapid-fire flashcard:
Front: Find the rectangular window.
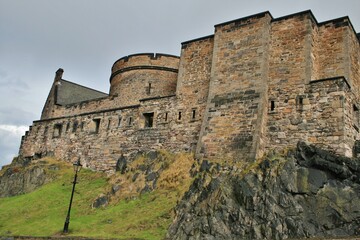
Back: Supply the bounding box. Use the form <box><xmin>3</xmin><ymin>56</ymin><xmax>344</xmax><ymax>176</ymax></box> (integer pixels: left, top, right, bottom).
<box><xmin>297</xmin><ymin>96</ymin><xmax>304</xmax><ymax>111</ymax></box>
<box><xmin>118</xmin><ymin>116</ymin><xmax>122</xmax><ymax>127</ymax></box>
<box><xmin>143</xmin><ymin>112</ymin><xmax>154</xmax><ymax>128</ymax></box>
<box><xmin>147</xmin><ymin>82</ymin><xmax>152</xmax><ymax>94</ymax></box>
<box><xmin>178</xmin><ymin>111</ymin><xmax>182</xmax><ymax>120</ymax></box>
<box><xmin>192</xmin><ymin>109</ymin><xmax>196</xmax><ymax>120</ymax></box>
<box><xmin>353</xmin><ymin>105</ymin><xmax>359</xmax><ymax>127</ymax></box>
<box><xmin>65</xmin><ymin>122</ymin><xmax>70</xmax><ymax>132</ymax></box>
<box><xmin>53</xmin><ymin>124</ymin><xmax>62</xmax><ymax>138</ymax></box>
<box><xmin>72</xmin><ymin>121</ymin><xmax>78</xmax><ymax>133</ymax></box>
<box><xmin>128</xmin><ymin>117</ymin><xmax>132</xmax><ymax>126</ymax></box>
<box><xmin>299</xmin><ymin>97</ymin><xmax>303</xmax><ymax>105</ymax></box>
<box><xmin>107</xmin><ymin>119</ymin><xmax>111</xmax><ymax>130</ymax></box>
<box><xmin>270</xmin><ymin>101</ymin><xmax>275</xmax><ymax>112</ymax></box>
<box><xmin>165</xmin><ymin>112</ymin><xmax>168</xmax><ymax>122</ymax></box>
<box><xmin>92</xmin><ymin>119</ymin><xmax>101</xmax><ymax>134</ymax></box>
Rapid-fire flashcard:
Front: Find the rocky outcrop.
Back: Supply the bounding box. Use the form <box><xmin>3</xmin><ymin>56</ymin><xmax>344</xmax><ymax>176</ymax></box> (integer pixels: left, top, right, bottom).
<box><xmin>167</xmin><ymin>142</ymin><xmax>360</xmax><ymax>239</ymax></box>
<box><xmin>0</xmin><ymin>157</ymin><xmax>57</xmax><ymax>197</ymax></box>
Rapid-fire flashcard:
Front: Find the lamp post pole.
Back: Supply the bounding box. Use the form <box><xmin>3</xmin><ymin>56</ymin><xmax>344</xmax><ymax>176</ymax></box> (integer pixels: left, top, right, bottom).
<box><xmin>63</xmin><ymin>159</ymin><xmax>82</xmax><ymax>233</ymax></box>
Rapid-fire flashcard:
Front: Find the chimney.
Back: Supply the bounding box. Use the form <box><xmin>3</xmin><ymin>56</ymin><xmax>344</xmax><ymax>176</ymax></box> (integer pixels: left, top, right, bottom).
<box><xmin>54</xmin><ymin>68</ymin><xmax>64</xmax><ymax>82</ymax></box>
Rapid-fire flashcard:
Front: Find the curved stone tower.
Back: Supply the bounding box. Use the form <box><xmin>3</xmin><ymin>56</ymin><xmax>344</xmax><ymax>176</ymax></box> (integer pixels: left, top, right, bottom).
<box><xmin>109</xmin><ymin>53</ymin><xmax>179</xmax><ymax>106</ymax></box>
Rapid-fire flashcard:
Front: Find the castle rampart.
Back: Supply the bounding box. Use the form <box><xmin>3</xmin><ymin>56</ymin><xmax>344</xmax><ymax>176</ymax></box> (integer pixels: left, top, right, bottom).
<box><xmin>109</xmin><ymin>53</ymin><xmax>179</xmax><ymax>106</ymax></box>
<box><xmin>19</xmin><ymin>10</ymin><xmax>360</xmax><ymax>173</ymax></box>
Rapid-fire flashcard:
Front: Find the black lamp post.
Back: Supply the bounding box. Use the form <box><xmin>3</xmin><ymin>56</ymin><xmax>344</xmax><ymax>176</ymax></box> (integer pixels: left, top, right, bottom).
<box><xmin>63</xmin><ymin>158</ymin><xmax>82</xmax><ymax>233</ymax></box>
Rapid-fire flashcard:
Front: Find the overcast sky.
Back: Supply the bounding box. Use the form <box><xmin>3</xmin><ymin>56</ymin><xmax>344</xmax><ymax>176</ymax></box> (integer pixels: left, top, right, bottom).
<box><xmin>1</xmin><ymin>0</ymin><xmax>359</xmax><ymax>168</ymax></box>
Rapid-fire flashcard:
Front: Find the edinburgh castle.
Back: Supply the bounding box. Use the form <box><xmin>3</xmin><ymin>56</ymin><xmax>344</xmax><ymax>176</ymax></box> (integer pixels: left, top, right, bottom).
<box><xmin>19</xmin><ymin>10</ymin><xmax>360</xmax><ymax>173</ymax></box>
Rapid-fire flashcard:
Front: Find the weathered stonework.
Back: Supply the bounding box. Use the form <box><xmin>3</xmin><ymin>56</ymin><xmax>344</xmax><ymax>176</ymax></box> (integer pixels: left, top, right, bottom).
<box><xmin>19</xmin><ymin>10</ymin><xmax>360</xmax><ymax>173</ymax></box>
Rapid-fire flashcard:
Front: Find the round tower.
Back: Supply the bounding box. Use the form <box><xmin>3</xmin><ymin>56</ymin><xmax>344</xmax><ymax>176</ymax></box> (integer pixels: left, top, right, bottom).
<box><xmin>109</xmin><ymin>53</ymin><xmax>179</xmax><ymax>106</ymax></box>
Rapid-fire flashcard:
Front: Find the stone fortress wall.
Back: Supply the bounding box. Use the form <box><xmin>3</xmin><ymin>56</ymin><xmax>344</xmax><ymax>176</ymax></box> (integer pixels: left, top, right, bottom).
<box><xmin>19</xmin><ymin>10</ymin><xmax>360</xmax><ymax>173</ymax></box>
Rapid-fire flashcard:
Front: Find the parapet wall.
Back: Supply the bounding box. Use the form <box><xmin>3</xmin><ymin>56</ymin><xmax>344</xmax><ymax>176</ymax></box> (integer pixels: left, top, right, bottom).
<box><xmin>109</xmin><ymin>53</ymin><xmax>179</xmax><ymax>106</ymax></box>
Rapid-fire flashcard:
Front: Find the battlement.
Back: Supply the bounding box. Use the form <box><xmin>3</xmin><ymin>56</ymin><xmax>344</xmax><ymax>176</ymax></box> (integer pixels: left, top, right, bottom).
<box><xmin>109</xmin><ymin>53</ymin><xmax>179</xmax><ymax>105</ymax></box>
<box><xmin>111</xmin><ymin>53</ymin><xmax>179</xmax><ymax>80</ymax></box>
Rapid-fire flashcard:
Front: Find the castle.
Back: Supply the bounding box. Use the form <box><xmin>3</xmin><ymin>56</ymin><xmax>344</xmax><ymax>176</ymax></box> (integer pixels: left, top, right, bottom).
<box><xmin>19</xmin><ymin>10</ymin><xmax>360</xmax><ymax>173</ymax></box>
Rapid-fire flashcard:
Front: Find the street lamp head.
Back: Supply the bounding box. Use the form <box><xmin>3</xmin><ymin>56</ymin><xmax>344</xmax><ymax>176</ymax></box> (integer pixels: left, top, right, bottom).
<box><xmin>73</xmin><ymin>158</ymin><xmax>82</xmax><ymax>173</ymax></box>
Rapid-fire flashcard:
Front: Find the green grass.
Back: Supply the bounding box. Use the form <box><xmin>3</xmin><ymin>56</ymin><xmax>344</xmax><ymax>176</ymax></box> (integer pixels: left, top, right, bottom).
<box><xmin>0</xmin><ymin>159</ymin><xmax>183</xmax><ymax>239</ymax></box>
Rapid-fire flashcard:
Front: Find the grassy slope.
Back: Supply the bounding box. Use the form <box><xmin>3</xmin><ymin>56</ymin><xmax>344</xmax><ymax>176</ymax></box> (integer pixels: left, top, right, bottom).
<box><xmin>0</xmin><ymin>154</ymin><xmax>194</xmax><ymax>239</ymax></box>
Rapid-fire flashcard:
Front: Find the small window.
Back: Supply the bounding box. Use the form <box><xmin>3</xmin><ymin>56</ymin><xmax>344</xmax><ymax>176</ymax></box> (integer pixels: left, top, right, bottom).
<box><xmin>270</xmin><ymin>101</ymin><xmax>275</xmax><ymax>112</ymax></box>
<box><xmin>147</xmin><ymin>82</ymin><xmax>152</xmax><ymax>94</ymax></box>
<box><xmin>178</xmin><ymin>111</ymin><xmax>182</xmax><ymax>120</ymax></box>
<box><xmin>353</xmin><ymin>105</ymin><xmax>359</xmax><ymax>126</ymax></box>
<box><xmin>297</xmin><ymin>96</ymin><xmax>304</xmax><ymax>111</ymax></box>
<box><xmin>118</xmin><ymin>116</ymin><xmax>122</xmax><ymax>127</ymax></box>
<box><xmin>53</xmin><ymin>124</ymin><xmax>62</xmax><ymax>138</ymax></box>
<box><xmin>66</xmin><ymin>122</ymin><xmax>70</xmax><ymax>132</ymax></box>
<box><xmin>143</xmin><ymin>112</ymin><xmax>154</xmax><ymax>128</ymax></box>
<box><xmin>299</xmin><ymin>97</ymin><xmax>303</xmax><ymax>105</ymax></box>
<box><xmin>164</xmin><ymin>112</ymin><xmax>168</xmax><ymax>122</ymax></box>
<box><xmin>192</xmin><ymin>109</ymin><xmax>196</xmax><ymax>120</ymax></box>
<box><xmin>92</xmin><ymin>119</ymin><xmax>101</xmax><ymax>134</ymax></box>
<box><xmin>107</xmin><ymin>119</ymin><xmax>111</xmax><ymax>130</ymax></box>
<box><xmin>72</xmin><ymin>121</ymin><xmax>78</xmax><ymax>133</ymax></box>
<box><xmin>128</xmin><ymin>117</ymin><xmax>133</xmax><ymax>126</ymax></box>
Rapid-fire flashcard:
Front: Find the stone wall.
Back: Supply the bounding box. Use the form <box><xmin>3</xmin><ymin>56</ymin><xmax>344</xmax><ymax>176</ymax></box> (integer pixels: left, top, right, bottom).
<box><xmin>177</xmin><ymin>35</ymin><xmax>214</xmax><ymax>155</ymax></box>
<box><xmin>109</xmin><ymin>53</ymin><xmax>179</xmax><ymax>106</ymax></box>
<box><xmin>19</xmin><ymin>10</ymin><xmax>360</xmax><ymax>173</ymax></box>
<box><xmin>197</xmin><ymin>12</ymin><xmax>272</xmax><ymax>162</ymax></box>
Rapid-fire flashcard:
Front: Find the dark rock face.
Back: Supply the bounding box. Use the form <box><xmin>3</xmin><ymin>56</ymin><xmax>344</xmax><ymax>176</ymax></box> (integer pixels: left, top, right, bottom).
<box><xmin>0</xmin><ymin>157</ymin><xmax>52</xmax><ymax>197</ymax></box>
<box><xmin>92</xmin><ymin>194</ymin><xmax>109</xmax><ymax>208</ymax></box>
<box><xmin>115</xmin><ymin>155</ymin><xmax>127</xmax><ymax>174</ymax></box>
<box><xmin>167</xmin><ymin>142</ymin><xmax>360</xmax><ymax>240</ymax></box>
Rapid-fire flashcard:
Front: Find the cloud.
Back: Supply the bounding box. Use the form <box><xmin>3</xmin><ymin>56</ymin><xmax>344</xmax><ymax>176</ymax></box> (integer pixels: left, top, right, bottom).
<box><xmin>0</xmin><ymin>107</ymin><xmax>36</xmax><ymax>126</ymax></box>
<box><xmin>0</xmin><ymin>124</ymin><xmax>28</xmax><ymax>168</ymax></box>
<box><xmin>0</xmin><ymin>68</ymin><xmax>29</xmax><ymax>90</ymax></box>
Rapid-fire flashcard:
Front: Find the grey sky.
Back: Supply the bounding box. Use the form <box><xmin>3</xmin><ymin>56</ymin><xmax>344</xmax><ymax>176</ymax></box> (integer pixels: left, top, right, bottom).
<box><xmin>1</xmin><ymin>0</ymin><xmax>359</xmax><ymax>167</ymax></box>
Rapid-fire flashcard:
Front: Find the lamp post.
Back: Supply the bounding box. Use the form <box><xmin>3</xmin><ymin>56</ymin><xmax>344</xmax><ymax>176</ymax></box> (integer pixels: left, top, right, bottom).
<box><xmin>63</xmin><ymin>158</ymin><xmax>82</xmax><ymax>233</ymax></box>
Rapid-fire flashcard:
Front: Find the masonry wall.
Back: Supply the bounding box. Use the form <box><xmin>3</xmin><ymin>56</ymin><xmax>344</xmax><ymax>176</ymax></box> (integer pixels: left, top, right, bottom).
<box><xmin>109</xmin><ymin>54</ymin><xmax>179</xmax><ymax>106</ymax></box>
<box><xmin>266</xmin><ymin>13</ymin><xmax>360</xmax><ymax>156</ymax></box>
<box><xmin>266</xmin><ymin>12</ymin><xmax>313</xmax><ymax>152</ymax></box>
<box><xmin>177</xmin><ymin>36</ymin><xmax>214</xmax><ymax>152</ymax></box>
<box><xmin>19</xmin><ymin>11</ymin><xmax>360</xmax><ymax>172</ymax></box>
<box><xmin>20</xmin><ymin>95</ymin><xmax>198</xmax><ymax>173</ymax></box>
<box><xmin>198</xmin><ymin>13</ymin><xmax>272</xmax><ymax>161</ymax></box>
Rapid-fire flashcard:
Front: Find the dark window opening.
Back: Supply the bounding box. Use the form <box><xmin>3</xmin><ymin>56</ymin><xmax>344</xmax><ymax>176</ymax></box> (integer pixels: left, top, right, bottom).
<box><xmin>72</xmin><ymin>121</ymin><xmax>78</xmax><ymax>133</ymax></box>
<box><xmin>93</xmin><ymin>119</ymin><xmax>101</xmax><ymax>134</ymax></box>
<box><xmin>299</xmin><ymin>97</ymin><xmax>303</xmax><ymax>105</ymax></box>
<box><xmin>118</xmin><ymin>116</ymin><xmax>122</xmax><ymax>127</ymax></box>
<box><xmin>53</xmin><ymin>124</ymin><xmax>62</xmax><ymax>138</ymax></box>
<box><xmin>270</xmin><ymin>101</ymin><xmax>275</xmax><ymax>111</ymax></box>
<box><xmin>353</xmin><ymin>104</ymin><xmax>358</xmax><ymax>112</ymax></box>
<box><xmin>147</xmin><ymin>82</ymin><xmax>152</xmax><ymax>94</ymax></box>
<box><xmin>192</xmin><ymin>109</ymin><xmax>196</xmax><ymax>120</ymax></box>
<box><xmin>107</xmin><ymin>119</ymin><xmax>111</xmax><ymax>130</ymax></box>
<box><xmin>353</xmin><ymin>105</ymin><xmax>359</xmax><ymax>127</ymax></box>
<box><xmin>178</xmin><ymin>111</ymin><xmax>182</xmax><ymax>120</ymax></box>
<box><xmin>128</xmin><ymin>117</ymin><xmax>132</xmax><ymax>126</ymax></box>
<box><xmin>143</xmin><ymin>112</ymin><xmax>154</xmax><ymax>128</ymax></box>
<box><xmin>297</xmin><ymin>96</ymin><xmax>304</xmax><ymax>111</ymax></box>
<box><xmin>165</xmin><ymin>112</ymin><xmax>168</xmax><ymax>122</ymax></box>
<box><xmin>66</xmin><ymin>122</ymin><xmax>70</xmax><ymax>132</ymax></box>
